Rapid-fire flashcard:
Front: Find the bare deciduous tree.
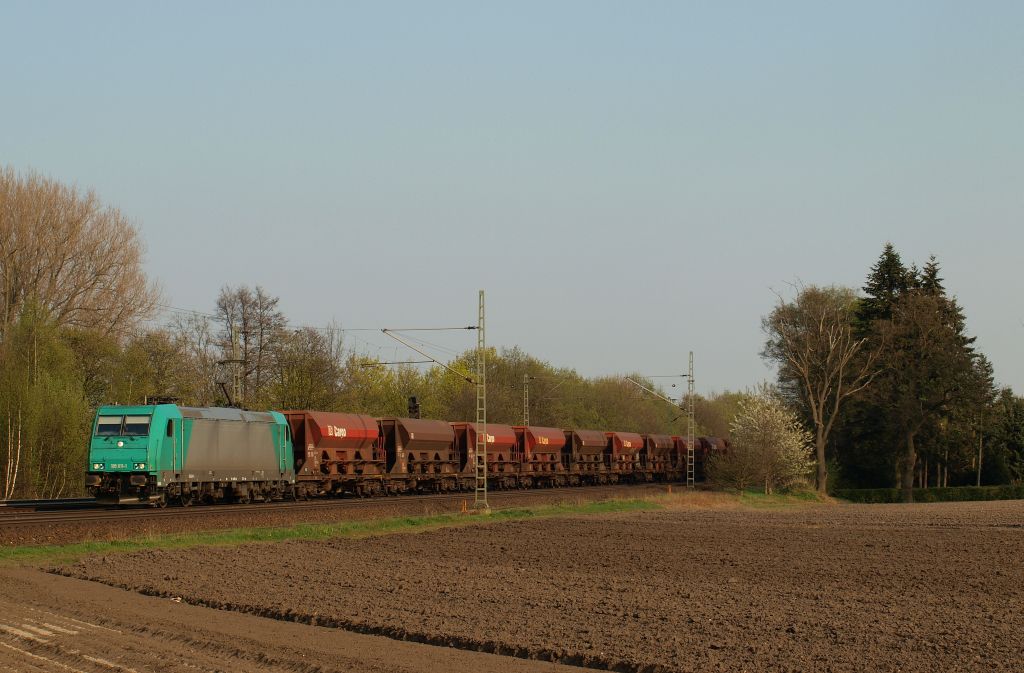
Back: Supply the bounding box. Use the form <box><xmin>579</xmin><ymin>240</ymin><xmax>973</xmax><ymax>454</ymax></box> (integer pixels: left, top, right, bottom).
<box><xmin>170</xmin><ymin>313</ymin><xmax>222</xmax><ymax>405</ymax></box>
<box><xmin>0</xmin><ymin>167</ymin><xmax>160</xmax><ymax>338</ymax></box>
<box><xmin>215</xmin><ymin>285</ymin><xmax>287</xmax><ymax>407</ymax></box>
<box><xmin>762</xmin><ymin>285</ymin><xmax>880</xmax><ymax>493</ymax></box>
<box><xmin>2</xmin><ymin>409</ymin><xmax>21</xmax><ymax>500</ymax></box>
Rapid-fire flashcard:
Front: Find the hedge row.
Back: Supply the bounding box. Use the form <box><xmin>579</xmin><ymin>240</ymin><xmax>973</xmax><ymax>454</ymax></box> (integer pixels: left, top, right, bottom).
<box><xmin>833</xmin><ymin>485</ymin><xmax>1024</xmax><ymax>503</ymax></box>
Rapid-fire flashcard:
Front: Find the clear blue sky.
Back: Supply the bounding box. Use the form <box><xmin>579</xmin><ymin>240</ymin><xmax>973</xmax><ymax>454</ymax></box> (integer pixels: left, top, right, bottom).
<box><xmin>2</xmin><ymin>1</ymin><xmax>1022</xmax><ymax>394</ymax></box>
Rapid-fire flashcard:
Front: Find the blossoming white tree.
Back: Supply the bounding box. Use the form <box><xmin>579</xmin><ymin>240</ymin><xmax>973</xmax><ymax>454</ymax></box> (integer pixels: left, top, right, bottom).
<box><xmin>709</xmin><ymin>385</ymin><xmax>815</xmax><ymax>494</ymax></box>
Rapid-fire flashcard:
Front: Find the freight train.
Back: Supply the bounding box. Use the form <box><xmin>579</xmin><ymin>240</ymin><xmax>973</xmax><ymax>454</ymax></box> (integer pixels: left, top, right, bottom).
<box><xmin>85</xmin><ymin>404</ymin><xmax>728</xmax><ymax>506</ymax></box>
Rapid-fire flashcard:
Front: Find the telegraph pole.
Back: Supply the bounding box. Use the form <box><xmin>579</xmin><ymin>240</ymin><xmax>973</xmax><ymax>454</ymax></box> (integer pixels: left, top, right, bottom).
<box><xmin>686</xmin><ymin>351</ymin><xmax>696</xmax><ymax>489</ymax></box>
<box><xmin>474</xmin><ymin>290</ymin><xmax>488</xmax><ymax>510</ymax></box>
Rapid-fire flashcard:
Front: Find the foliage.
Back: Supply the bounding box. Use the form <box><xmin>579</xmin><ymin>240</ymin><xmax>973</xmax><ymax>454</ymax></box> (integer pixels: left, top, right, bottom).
<box><xmin>1</xmin><ymin>174</ymin><xmax>1020</xmax><ymax>501</ymax></box>
<box><xmin>708</xmin><ymin>386</ymin><xmax>814</xmax><ymax>494</ymax></box>
<box><xmin>854</xmin><ymin>242</ymin><xmax>912</xmax><ymax>333</ymax></box>
<box><xmin>762</xmin><ymin>284</ymin><xmax>880</xmax><ymax>493</ymax></box>
<box><xmin>0</xmin><ymin>304</ymin><xmax>90</xmax><ymax>499</ymax></box>
<box><xmin>833</xmin><ymin>485</ymin><xmax>1024</xmax><ymax>504</ymax></box>
<box><xmin>270</xmin><ymin>326</ymin><xmax>345</xmax><ymax>411</ymax></box>
<box><xmin>826</xmin><ymin>245</ymin><xmax>999</xmax><ymax>498</ymax></box>
<box><xmin>0</xmin><ymin>166</ymin><xmax>159</xmax><ymax>338</ymax></box>
<box><xmin>981</xmin><ymin>388</ymin><xmax>1024</xmax><ymax>485</ymax></box>
<box><xmin>878</xmin><ymin>291</ymin><xmax>975</xmax><ymax>499</ymax></box>
<box><xmin>692</xmin><ymin>391</ymin><xmax>745</xmax><ymax>437</ymax></box>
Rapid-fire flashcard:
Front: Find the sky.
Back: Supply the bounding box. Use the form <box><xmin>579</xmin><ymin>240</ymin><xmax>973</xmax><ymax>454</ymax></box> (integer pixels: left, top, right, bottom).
<box><xmin>2</xmin><ymin>1</ymin><xmax>1022</xmax><ymax>395</ymax></box>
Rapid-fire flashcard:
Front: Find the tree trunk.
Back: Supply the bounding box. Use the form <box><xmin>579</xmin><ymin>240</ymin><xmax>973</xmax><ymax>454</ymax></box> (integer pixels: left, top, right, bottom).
<box><xmin>815</xmin><ymin>426</ymin><xmax>827</xmax><ymax>494</ymax></box>
<box><xmin>902</xmin><ymin>431</ymin><xmax>917</xmax><ymax>503</ymax></box>
<box><xmin>976</xmin><ymin>434</ymin><xmax>983</xmax><ymax>487</ymax></box>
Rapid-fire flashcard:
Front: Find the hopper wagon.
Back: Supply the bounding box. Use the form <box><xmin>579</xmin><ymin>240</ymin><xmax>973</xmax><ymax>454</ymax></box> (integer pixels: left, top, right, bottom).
<box><xmin>606</xmin><ymin>431</ymin><xmax>645</xmax><ymax>482</ymax></box>
<box><xmin>643</xmin><ymin>433</ymin><xmax>676</xmax><ymax>479</ymax></box>
<box><xmin>563</xmin><ymin>429</ymin><xmax>611</xmax><ymax>485</ymax></box>
<box><xmin>514</xmin><ymin>425</ymin><xmax>567</xmax><ymax>487</ymax></box>
<box><xmin>284</xmin><ymin>410</ymin><xmax>383</xmax><ymax>498</ymax></box>
<box><xmin>451</xmin><ymin>422</ymin><xmax>519</xmax><ymax>489</ymax></box>
<box><xmin>379</xmin><ymin>417</ymin><xmax>459</xmax><ymax>493</ymax></box>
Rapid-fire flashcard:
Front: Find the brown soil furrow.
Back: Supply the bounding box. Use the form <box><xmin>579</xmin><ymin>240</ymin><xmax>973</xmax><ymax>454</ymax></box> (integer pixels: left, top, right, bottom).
<box><xmin>0</xmin><ymin>567</ymin><xmax>584</xmax><ymax>673</ymax></box>
<box><xmin>55</xmin><ymin>501</ymin><xmax>1024</xmax><ymax>673</ymax></box>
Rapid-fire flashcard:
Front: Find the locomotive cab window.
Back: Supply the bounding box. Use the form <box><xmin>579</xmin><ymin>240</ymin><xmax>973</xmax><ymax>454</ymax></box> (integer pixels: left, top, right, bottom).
<box><xmin>123</xmin><ymin>415</ymin><xmax>152</xmax><ymax>436</ymax></box>
<box><xmin>96</xmin><ymin>416</ymin><xmax>124</xmax><ymax>436</ymax></box>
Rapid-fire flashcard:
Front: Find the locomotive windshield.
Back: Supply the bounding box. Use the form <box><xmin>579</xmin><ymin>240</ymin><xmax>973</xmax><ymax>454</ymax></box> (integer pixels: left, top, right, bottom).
<box><xmin>96</xmin><ymin>416</ymin><xmax>123</xmax><ymax>436</ymax></box>
<box><xmin>123</xmin><ymin>415</ymin><xmax>151</xmax><ymax>436</ymax></box>
<box><xmin>95</xmin><ymin>415</ymin><xmax>152</xmax><ymax>437</ymax></box>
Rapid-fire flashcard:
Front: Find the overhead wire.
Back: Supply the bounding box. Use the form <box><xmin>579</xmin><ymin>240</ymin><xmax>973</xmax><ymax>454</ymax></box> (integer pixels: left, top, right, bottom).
<box><xmin>387</xmin><ymin>329</ymin><xmax>473</xmax><ymax>357</ymax></box>
<box><xmin>147</xmin><ymin>301</ymin><xmax>475</xmax><ymax>367</ymax></box>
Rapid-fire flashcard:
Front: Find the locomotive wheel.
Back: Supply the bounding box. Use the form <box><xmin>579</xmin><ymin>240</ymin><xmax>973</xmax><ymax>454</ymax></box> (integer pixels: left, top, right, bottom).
<box><xmin>179</xmin><ymin>493</ymin><xmax>193</xmax><ymax>507</ymax></box>
<box><xmin>155</xmin><ymin>496</ymin><xmax>168</xmax><ymax>509</ymax></box>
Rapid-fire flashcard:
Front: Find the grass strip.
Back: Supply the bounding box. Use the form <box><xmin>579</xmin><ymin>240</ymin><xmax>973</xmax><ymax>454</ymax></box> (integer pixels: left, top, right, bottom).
<box><xmin>1</xmin><ymin>497</ymin><xmax>660</xmax><ymax>566</ymax></box>
<box><xmin>737</xmin><ymin>489</ymin><xmax>825</xmax><ymax>508</ymax></box>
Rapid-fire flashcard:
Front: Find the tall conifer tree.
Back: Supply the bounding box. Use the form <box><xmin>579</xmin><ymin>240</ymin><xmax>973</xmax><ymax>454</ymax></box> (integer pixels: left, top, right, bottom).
<box><xmin>856</xmin><ymin>243</ymin><xmax>912</xmax><ymax>334</ymax></box>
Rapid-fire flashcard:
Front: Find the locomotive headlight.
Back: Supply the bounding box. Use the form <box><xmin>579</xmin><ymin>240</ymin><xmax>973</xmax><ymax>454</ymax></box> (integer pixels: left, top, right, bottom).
<box><xmin>133</xmin><ymin>462</ymin><xmax>146</xmax><ymax>470</ymax></box>
<box><xmin>92</xmin><ymin>462</ymin><xmax>104</xmax><ymax>470</ymax></box>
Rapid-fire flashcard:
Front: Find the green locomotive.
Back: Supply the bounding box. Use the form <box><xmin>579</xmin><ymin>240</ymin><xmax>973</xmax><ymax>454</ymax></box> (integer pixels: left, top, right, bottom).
<box><xmin>85</xmin><ymin>404</ymin><xmax>295</xmax><ymax>506</ymax></box>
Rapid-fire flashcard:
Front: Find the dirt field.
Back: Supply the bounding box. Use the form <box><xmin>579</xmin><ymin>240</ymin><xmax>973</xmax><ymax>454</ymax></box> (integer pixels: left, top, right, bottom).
<box><xmin>0</xmin><ymin>566</ymin><xmax>580</xmax><ymax>673</ymax></box>
<box><xmin>44</xmin><ymin>499</ymin><xmax>1023</xmax><ymax>673</ymax></box>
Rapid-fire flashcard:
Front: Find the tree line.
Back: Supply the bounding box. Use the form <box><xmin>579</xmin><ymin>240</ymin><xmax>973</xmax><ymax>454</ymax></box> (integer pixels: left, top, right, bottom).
<box><xmin>1</xmin><ymin>168</ymin><xmax>1020</xmax><ymax>499</ymax></box>
<box><xmin>761</xmin><ymin>244</ymin><xmax>1023</xmax><ymax>500</ymax></box>
<box><xmin>0</xmin><ymin>169</ymin><xmax>703</xmax><ymax>497</ymax></box>
<box><xmin>0</xmin><ymin>286</ymin><xmax>697</xmax><ymax>498</ymax></box>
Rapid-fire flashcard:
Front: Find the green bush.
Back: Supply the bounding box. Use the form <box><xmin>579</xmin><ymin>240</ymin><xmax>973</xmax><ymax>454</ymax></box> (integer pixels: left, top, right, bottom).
<box><xmin>833</xmin><ymin>485</ymin><xmax>1024</xmax><ymax>503</ymax></box>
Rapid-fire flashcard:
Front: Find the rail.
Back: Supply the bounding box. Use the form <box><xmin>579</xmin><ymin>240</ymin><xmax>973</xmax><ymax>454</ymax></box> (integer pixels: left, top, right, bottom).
<box><xmin>0</xmin><ymin>497</ymin><xmax>96</xmax><ymax>509</ymax></box>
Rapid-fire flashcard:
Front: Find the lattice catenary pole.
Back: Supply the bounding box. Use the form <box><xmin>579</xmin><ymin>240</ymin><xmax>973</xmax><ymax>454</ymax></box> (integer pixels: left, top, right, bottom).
<box><xmin>523</xmin><ymin>373</ymin><xmax>530</xmax><ymax>426</ymax></box>
<box><xmin>686</xmin><ymin>351</ymin><xmax>696</xmax><ymax>489</ymax></box>
<box><xmin>474</xmin><ymin>290</ymin><xmax>489</xmax><ymax>509</ymax></box>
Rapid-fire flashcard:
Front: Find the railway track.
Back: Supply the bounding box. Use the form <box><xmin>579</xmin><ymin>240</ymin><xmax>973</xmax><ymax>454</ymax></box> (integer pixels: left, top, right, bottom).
<box><xmin>0</xmin><ymin>483</ymin><xmax>674</xmax><ymax>528</ymax></box>
<box><xmin>0</xmin><ymin>497</ymin><xmax>96</xmax><ymax>510</ymax></box>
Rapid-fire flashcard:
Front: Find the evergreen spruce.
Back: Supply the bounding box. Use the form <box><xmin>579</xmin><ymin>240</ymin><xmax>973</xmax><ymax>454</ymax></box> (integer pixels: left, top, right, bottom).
<box><xmin>855</xmin><ymin>243</ymin><xmax>912</xmax><ymax>335</ymax></box>
<box><xmin>920</xmin><ymin>255</ymin><xmax>945</xmax><ymax>296</ymax></box>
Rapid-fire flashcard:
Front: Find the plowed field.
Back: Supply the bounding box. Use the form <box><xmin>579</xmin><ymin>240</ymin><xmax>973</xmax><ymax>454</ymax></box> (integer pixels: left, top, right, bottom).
<box><xmin>53</xmin><ymin>499</ymin><xmax>1024</xmax><ymax>673</ymax></box>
